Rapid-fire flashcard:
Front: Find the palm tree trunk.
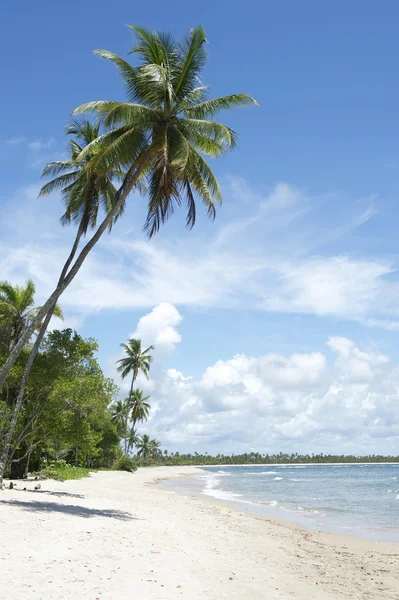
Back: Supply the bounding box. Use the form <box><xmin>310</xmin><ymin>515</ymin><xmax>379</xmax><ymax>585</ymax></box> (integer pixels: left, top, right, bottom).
<box><xmin>0</xmin><ymin>225</ymin><xmax>84</xmax><ymax>486</ymax></box>
<box><xmin>0</xmin><ymin>150</ymin><xmax>152</xmax><ymax>397</ymax></box>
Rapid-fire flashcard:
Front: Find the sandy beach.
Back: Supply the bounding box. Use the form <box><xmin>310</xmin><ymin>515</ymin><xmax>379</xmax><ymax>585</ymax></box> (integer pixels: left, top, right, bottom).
<box><xmin>1</xmin><ymin>466</ymin><xmax>398</xmax><ymax>599</ymax></box>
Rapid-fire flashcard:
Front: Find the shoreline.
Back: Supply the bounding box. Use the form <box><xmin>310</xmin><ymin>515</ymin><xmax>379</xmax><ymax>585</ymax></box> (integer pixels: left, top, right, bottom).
<box><xmin>1</xmin><ymin>466</ymin><xmax>398</xmax><ymax>599</ymax></box>
<box><xmin>160</xmin><ymin>464</ymin><xmax>399</xmax><ymax>543</ymax></box>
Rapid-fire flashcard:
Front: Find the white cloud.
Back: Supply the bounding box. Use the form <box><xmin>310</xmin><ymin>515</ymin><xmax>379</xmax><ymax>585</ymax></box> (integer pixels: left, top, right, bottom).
<box><xmin>1</xmin><ymin>178</ymin><xmax>397</xmax><ymax>333</ymax></box>
<box><xmin>138</xmin><ymin>326</ymin><xmax>399</xmax><ymax>454</ymax></box>
<box><xmin>131</xmin><ymin>302</ymin><xmax>183</xmax><ymax>356</ymax></box>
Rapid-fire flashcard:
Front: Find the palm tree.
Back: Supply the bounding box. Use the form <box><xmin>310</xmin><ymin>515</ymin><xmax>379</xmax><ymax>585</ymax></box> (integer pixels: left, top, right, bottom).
<box><xmin>127</xmin><ymin>426</ymin><xmax>139</xmax><ymax>453</ymax></box>
<box><xmin>111</xmin><ymin>399</ymin><xmax>127</xmax><ymax>437</ymax></box>
<box><xmin>0</xmin><ymin>280</ymin><xmax>63</xmax><ymax>351</ymax></box>
<box><xmin>116</xmin><ymin>339</ymin><xmax>153</xmax><ymax>452</ymax></box>
<box><xmin>150</xmin><ymin>439</ymin><xmax>162</xmax><ymax>458</ymax></box>
<box><xmin>136</xmin><ymin>434</ymin><xmax>152</xmax><ymax>458</ymax></box>
<box><xmin>0</xmin><ymin>121</ymin><xmax>127</xmax><ymax>484</ymax></box>
<box><xmin>0</xmin><ymin>25</ymin><xmax>257</xmax><ymax>395</ymax></box>
<box><xmin>117</xmin><ymin>339</ymin><xmax>153</xmax><ymax>397</ymax></box>
<box><xmin>129</xmin><ymin>389</ymin><xmax>151</xmax><ymax>427</ymax></box>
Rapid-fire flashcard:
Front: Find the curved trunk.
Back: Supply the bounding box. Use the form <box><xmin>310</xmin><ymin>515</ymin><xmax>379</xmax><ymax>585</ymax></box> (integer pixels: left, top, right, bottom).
<box><xmin>0</xmin><ymin>226</ymin><xmax>84</xmax><ymax>486</ymax></box>
<box><xmin>0</xmin><ymin>150</ymin><xmax>152</xmax><ymax>397</ymax></box>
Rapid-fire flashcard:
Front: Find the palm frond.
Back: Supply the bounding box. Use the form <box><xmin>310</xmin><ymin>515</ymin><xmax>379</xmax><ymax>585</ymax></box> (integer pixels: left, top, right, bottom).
<box><xmin>183</xmin><ymin>93</ymin><xmax>258</xmax><ymax>119</ymax></box>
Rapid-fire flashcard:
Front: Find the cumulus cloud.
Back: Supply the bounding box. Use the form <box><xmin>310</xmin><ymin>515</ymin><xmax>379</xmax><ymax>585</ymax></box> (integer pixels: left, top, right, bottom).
<box><xmin>133</xmin><ymin>319</ymin><xmax>399</xmax><ymax>454</ymax></box>
<box><xmin>131</xmin><ymin>302</ymin><xmax>183</xmax><ymax>356</ymax></box>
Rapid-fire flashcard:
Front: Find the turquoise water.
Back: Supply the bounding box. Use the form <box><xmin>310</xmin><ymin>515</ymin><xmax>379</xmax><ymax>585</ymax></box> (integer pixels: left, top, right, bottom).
<box><xmin>173</xmin><ymin>464</ymin><xmax>399</xmax><ymax>542</ymax></box>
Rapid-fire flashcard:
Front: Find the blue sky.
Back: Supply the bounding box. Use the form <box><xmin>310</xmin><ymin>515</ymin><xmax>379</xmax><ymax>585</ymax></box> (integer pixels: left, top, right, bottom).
<box><xmin>2</xmin><ymin>1</ymin><xmax>399</xmax><ymax>454</ymax></box>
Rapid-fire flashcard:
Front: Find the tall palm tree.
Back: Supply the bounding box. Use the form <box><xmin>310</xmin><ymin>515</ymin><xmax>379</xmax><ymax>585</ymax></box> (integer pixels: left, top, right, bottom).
<box><xmin>0</xmin><ymin>25</ymin><xmax>257</xmax><ymax>395</ymax></box>
<box><xmin>116</xmin><ymin>339</ymin><xmax>153</xmax><ymax>452</ymax></box>
<box><xmin>117</xmin><ymin>339</ymin><xmax>153</xmax><ymax>398</ymax></box>
<box><xmin>129</xmin><ymin>389</ymin><xmax>151</xmax><ymax>428</ymax></box>
<box><xmin>0</xmin><ymin>121</ymin><xmax>128</xmax><ymax>484</ymax></box>
<box><xmin>0</xmin><ymin>280</ymin><xmax>63</xmax><ymax>351</ymax></box>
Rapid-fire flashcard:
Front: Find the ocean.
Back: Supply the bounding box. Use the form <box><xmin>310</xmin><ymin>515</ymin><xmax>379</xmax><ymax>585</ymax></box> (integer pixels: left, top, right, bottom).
<box><xmin>165</xmin><ymin>463</ymin><xmax>399</xmax><ymax>542</ymax></box>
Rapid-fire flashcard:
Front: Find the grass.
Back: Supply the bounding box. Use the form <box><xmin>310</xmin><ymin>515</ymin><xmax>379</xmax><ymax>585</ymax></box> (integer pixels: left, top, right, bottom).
<box><xmin>35</xmin><ymin>464</ymin><xmax>92</xmax><ymax>481</ymax></box>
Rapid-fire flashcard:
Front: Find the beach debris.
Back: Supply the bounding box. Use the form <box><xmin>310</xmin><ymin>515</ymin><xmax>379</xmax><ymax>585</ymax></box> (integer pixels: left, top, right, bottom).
<box><xmin>23</xmin><ymin>487</ymin><xmax>27</xmax><ymax>491</ymax></box>
<box><xmin>8</xmin><ymin>482</ymin><xmax>14</xmax><ymax>489</ymax></box>
<box><xmin>177</xmin><ymin>585</ymin><xmax>182</xmax><ymax>588</ymax></box>
<box><xmin>34</xmin><ymin>483</ymin><xmax>41</xmax><ymax>490</ymax></box>
<box><xmin>229</xmin><ymin>577</ymin><xmax>233</xmax><ymax>580</ymax></box>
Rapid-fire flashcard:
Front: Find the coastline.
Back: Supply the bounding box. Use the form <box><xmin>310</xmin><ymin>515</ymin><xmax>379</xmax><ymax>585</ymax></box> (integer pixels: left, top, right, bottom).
<box><xmin>162</xmin><ymin>463</ymin><xmax>399</xmax><ymax>543</ymax></box>
<box><xmin>1</xmin><ymin>466</ymin><xmax>398</xmax><ymax>599</ymax></box>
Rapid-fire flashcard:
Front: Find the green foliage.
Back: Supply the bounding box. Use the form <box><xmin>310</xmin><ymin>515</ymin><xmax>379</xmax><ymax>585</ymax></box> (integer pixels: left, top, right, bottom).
<box><xmin>0</xmin><ymin>329</ymin><xmax>121</xmax><ymax>478</ymax></box>
<box><xmin>151</xmin><ymin>452</ymin><xmax>399</xmax><ymax>466</ymax></box>
<box><xmin>36</xmin><ymin>460</ymin><xmax>91</xmax><ymax>480</ymax></box>
<box><xmin>113</xmin><ymin>451</ymin><xmax>138</xmax><ymax>472</ymax></box>
<box><xmin>0</xmin><ymin>280</ymin><xmax>63</xmax><ymax>351</ymax></box>
<box><xmin>40</xmin><ymin>119</ymin><xmax>125</xmax><ymax>235</ymax></box>
<box><xmin>70</xmin><ymin>25</ymin><xmax>257</xmax><ymax>239</ymax></box>
<box><xmin>116</xmin><ymin>339</ymin><xmax>153</xmax><ymax>382</ymax></box>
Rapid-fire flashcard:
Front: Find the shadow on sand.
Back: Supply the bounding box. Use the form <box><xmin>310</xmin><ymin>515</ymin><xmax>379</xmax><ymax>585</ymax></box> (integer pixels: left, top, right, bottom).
<box><xmin>0</xmin><ymin>498</ymin><xmax>134</xmax><ymax>520</ymax></box>
<box><xmin>14</xmin><ymin>489</ymin><xmax>86</xmax><ymax>499</ymax></box>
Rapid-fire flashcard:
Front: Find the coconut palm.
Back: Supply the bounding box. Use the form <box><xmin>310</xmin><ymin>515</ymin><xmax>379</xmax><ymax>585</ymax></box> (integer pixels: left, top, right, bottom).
<box><xmin>117</xmin><ymin>339</ymin><xmax>153</xmax><ymax>397</ymax></box>
<box><xmin>129</xmin><ymin>389</ymin><xmax>151</xmax><ymax>427</ymax></box>
<box><xmin>0</xmin><ymin>121</ymin><xmax>128</xmax><ymax>484</ymax></box>
<box><xmin>111</xmin><ymin>399</ymin><xmax>128</xmax><ymax>437</ymax></box>
<box><xmin>150</xmin><ymin>439</ymin><xmax>162</xmax><ymax>458</ymax></box>
<box><xmin>127</xmin><ymin>426</ymin><xmax>139</xmax><ymax>453</ymax></box>
<box><xmin>0</xmin><ymin>280</ymin><xmax>63</xmax><ymax>351</ymax></box>
<box><xmin>0</xmin><ymin>25</ymin><xmax>257</xmax><ymax>395</ymax></box>
<box><xmin>136</xmin><ymin>434</ymin><xmax>152</xmax><ymax>458</ymax></box>
<box><xmin>116</xmin><ymin>340</ymin><xmax>153</xmax><ymax>453</ymax></box>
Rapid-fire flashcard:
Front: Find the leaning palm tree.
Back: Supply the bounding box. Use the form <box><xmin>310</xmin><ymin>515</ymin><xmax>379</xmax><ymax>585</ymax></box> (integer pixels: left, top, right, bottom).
<box><xmin>0</xmin><ymin>121</ymin><xmax>128</xmax><ymax>484</ymax></box>
<box><xmin>129</xmin><ymin>389</ymin><xmax>151</xmax><ymax>428</ymax></box>
<box><xmin>0</xmin><ymin>25</ymin><xmax>257</xmax><ymax>414</ymax></box>
<box><xmin>116</xmin><ymin>339</ymin><xmax>153</xmax><ymax>452</ymax></box>
<box><xmin>0</xmin><ymin>280</ymin><xmax>63</xmax><ymax>351</ymax></box>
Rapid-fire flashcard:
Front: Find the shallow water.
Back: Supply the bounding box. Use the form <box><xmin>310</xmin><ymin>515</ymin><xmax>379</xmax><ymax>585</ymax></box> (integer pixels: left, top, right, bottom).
<box><xmin>164</xmin><ymin>463</ymin><xmax>399</xmax><ymax>542</ymax></box>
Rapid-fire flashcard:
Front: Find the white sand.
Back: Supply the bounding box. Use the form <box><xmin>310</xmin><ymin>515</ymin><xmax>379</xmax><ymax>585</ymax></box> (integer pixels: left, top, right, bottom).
<box><xmin>1</xmin><ymin>466</ymin><xmax>398</xmax><ymax>599</ymax></box>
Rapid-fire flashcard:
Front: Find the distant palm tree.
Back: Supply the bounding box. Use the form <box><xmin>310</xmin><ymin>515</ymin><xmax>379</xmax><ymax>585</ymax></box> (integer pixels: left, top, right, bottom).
<box><xmin>129</xmin><ymin>389</ymin><xmax>151</xmax><ymax>428</ymax></box>
<box><xmin>116</xmin><ymin>339</ymin><xmax>153</xmax><ymax>397</ymax></box>
<box><xmin>111</xmin><ymin>399</ymin><xmax>127</xmax><ymax>437</ymax></box>
<box><xmin>116</xmin><ymin>339</ymin><xmax>153</xmax><ymax>453</ymax></box>
<box><xmin>150</xmin><ymin>439</ymin><xmax>162</xmax><ymax>458</ymax></box>
<box><xmin>0</xmin><ymin>280</ymin><xmax>63</xmax><ymax>351</ymax></box>
<box><xmin>136</xmin><ymin>434</ymin><xmax>152</xmax><ymax>458</ymax></box>
<box><xmin>127</xmin><ymin>427</ymin><xmax>139</xmax><ymax>453</ymax></box>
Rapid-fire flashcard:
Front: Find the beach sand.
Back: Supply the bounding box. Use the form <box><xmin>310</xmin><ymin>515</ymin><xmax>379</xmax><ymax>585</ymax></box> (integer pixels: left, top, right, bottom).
<box><xmin>1</xmin><ymin>466</ymin><xmax>398</xmax><ymax>599</ymax></box>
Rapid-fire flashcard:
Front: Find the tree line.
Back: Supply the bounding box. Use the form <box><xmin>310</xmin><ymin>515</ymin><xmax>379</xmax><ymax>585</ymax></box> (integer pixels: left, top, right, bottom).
<box><xmin>152</xmin><ymin>452</ymin><xmax>399</xmax><ymax>465</ymax></box>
